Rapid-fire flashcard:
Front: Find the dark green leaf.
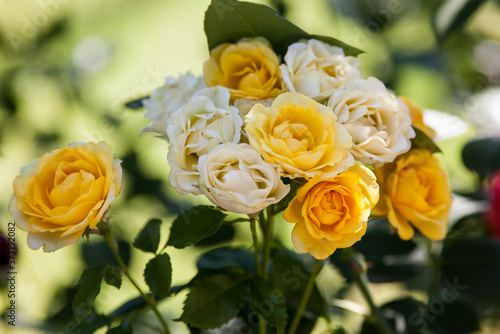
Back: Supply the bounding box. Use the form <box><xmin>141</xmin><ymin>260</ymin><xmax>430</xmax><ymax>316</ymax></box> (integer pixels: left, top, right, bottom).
<box><xmin>73</xmin><ymin>266</ymin><xmax>106</xmax><ymax>322</ymax></box>
<box><xmin>110</xmin><ymin>295</ymin><xmax>148</xmax><ymax>319</ymax></box>
<box><xmin>410</xmin><ymin>126</ymin><xmax>441</xmax><ymax>154</ymax></box>
<box><xmin>144</xmin><ymin>253</ymin><xmax>172</xmax><ymax>299</ymax></box>
<box><xmin>272</xmin><ymin>249</ymin><xmax>328</xmax><ymax>324</ymax></box>
<box><xmin>133</xmin><ymin>218</ymin><xmax>162</xmax><ymax>254</ymax></box>
<box><xmin>194</xmin><ymin>223</ymin><xmax>235</xmax><ymax>247</ymax></box>
<box><xmin>428</xmin><ymin>297</ymin><xmax>480</xmax><ymax>334</ymax></box>
<box><xmin>179</xmin><ymin>266</ymin><xmax>252</xmax><ymax>329</ymax></box>
<box><xmin>330</xmin><ymin>219</ymin><xmax>427</xmax><ymax>283</ymax></box>
<box><xmin>441</xmin><ymin>236</ymin><xmax>500</xmax><ymax>299</ymax></box>
<box><xmin>167</xmin><ymin>206</ymin><xmax>226</xmax><ymax>249</ymax></box>
<box><xmin>197</xmin><ymin>247</ymin><xmax>257</xmax><ymax>273</ymax></box>
<box><xmin>462</xmin><ymin>137</ymin><xmax>500</xmax><ymax>178</ymax></box>
<box><xmin>81</xmin><ymin>240</ymin><xmax>131</xmax><ymax>267</ymax></box>
<box><xmin>204</xmin><ymin>0</ymin><xmax>363</xmax><ymax>57</ymax></box>
<box><xmin>72</xmin><ymin>313</ymin><xmax>110</xmax><ymax>334</ymax></box>
<box><xmin>360</xmin><ymin>297</ymin><xmax>427</xmax><ymax>334</ymax></box>
<box><xmin>274</xmin><ymin>178</ymin><xmax>301</xmax><ymax>213</ymax></box>
<box><xmin>432</xmin><ymin>0</ymin><xmax>486</xmax><ymax>43</ymax></box>
<box><xmin>107</xmin><ymin>321</ymin><xmax>133</xmax><ymax>334</ymax></box>
<box><xmin>250</xmin><ymin>276</ymin><xmax>287</xmax><ymax>334</ymax></box>
<box><xmin>104</xmin><ymin>266</ymin><xmax>122</xmax><ymax>289</ymax></box>
<box><xmin>124</xmin><ymin>96</ymin><xmax>148</xmax><ymax>110</ymax></box>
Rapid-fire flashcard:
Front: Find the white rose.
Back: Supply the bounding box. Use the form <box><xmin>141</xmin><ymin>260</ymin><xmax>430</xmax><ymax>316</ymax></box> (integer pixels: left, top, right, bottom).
<box><xmin>279</xmin><ymin>39</ymin><xmax>361</xmax><ymax>103</ymax></box>
<box><xmin>198</xmin><ymin>143</ymin><xmax>290</xmax><ymax>214</ymax></box>
<box><xmin>141</xmin><ymin>73</ymin><xmax>206</xmax><ymax>137</ymax></box>
<box><xmin>327</xmin><ymin>77</ymin><xmax>415</xmax><ymax>165</ymax></box>
<box><xmin>167</xmin><ymin>86</ymin><xmax>243</xmax><ymax>195</ymax></box>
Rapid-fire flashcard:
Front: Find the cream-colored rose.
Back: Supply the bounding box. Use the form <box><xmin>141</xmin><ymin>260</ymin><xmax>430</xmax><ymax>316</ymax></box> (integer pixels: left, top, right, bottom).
<box><xmin>167</xmin><ymin>86</ymin><xmax>243</xmax><ymax>195</ymax></box>
<box><xmin>141</xmin><ymin>73</ymin><xmax>206</xmax><ymax>137</ymax></box>
<box><xmin>280</xmin><ymin>39</ymin><xmax>361</xmax><ymax>103</ymax></box>
<box><xmin>198</xmin><ymin>143</ymin><xmax>290</xmax><ymax>214</ymax></box>
<box><xmin>9</xmin><ymin>142</ymin><xmax>122</xmax><ymax>252</ymax></box>
<box><xmin>327</xmin><ymin>77</ymin><xmax>415</xmax><ymax>165</ymax></box>
<box><xmin>245</xmin><ymin>92</ymin><xmax>354</xmax><ymax>179</ymax></box>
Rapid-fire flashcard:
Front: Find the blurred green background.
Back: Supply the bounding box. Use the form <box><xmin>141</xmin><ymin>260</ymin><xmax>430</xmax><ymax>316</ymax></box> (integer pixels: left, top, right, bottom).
<box><xmin>1</xmin><ymin>0</ymin><xmax>499</xmax><ymax>333</ymax></box>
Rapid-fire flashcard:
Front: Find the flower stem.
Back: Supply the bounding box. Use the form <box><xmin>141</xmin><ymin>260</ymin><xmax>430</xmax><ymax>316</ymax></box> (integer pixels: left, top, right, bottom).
<box><xmin>250</xmin><ymin>218</ymin><xmax>261</xmax><ymax>275</ymax></box>
<box><xmin>262</xmin><ymin>206</ymin><xmax>275</xmax><ymax>279</ymax></box>
<box><xmin>99</xmin><ymin>224</ymin><xmax>171</xmax><ymax>334</ymax></box>
<box><xmin>288</xmin><ymin>260</ymin><xmax>323</xmax><ymax>334</ymax></box>
<box><xmin>347</xmin><ymin>249</ymin><xmax>394</xmax><ymax>334</ymax></box>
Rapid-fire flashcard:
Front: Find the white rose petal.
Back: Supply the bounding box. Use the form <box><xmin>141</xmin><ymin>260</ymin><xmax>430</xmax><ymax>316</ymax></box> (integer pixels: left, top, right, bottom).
<box><xmin>141</xmin><ymin>73</ymin><xmax>206</xmax><ymax>138</ymax></box>
<box><xmin>167</xmin><ymin>86</ymin><xmax>243</xmax><ymax>195</ymax></box>
<box><xmin>327</xmin><ymin>77</ymin><xmax>415</xmax><ymax>165</ymax></box>
<box><xmin>198</xmin><ymin>143</ymin><xmax>290</xmax><ymax>214</ymax></box>
<box><xmin>280</xmin><ymin>39</ymin><xmax>361</xmax><ymax>103</ymax></box>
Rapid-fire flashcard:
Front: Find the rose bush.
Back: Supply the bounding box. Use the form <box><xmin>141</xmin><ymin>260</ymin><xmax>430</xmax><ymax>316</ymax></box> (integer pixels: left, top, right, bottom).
<box><xmin>203</xmin><ymin>37</ymin><xmax>283</xmax><ymax>101</ymax></box>
<box><xmin>373</xmin><ymin>149</ymin><xmax>453</xmax><ymax>240</ymax></box>
<box><xmin>283</xmin><ymin>164</ymin><xmax>379</xmax><ymax>259</ymax></box>
<box><xmin>198</xmin><ymin>143</ymin><xmax>289</xmax><ymax>215</ymax></box>
<box><xmin>245</xmin><ymin>92</ymin><xmax>354</xmax><ymax>179</ymax></box>
<box><xmin>9</xmin><ymin>142</ymin><xmax>122</xmax><ymax>252</ymax></box>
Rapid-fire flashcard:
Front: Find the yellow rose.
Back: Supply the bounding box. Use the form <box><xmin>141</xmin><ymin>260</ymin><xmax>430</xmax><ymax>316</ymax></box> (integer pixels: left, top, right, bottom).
<box><xmin>372</xmin><ymin>149</ymin><xmax>452</xmax><ymax>240</ymax></box>
<box><xmin>283</xmin><ymin>164</ymin><xmax>379</xmax><ymax>259</ymax></box>
<box><xmin>9</xmin><ymin>142</ymin><xmax>122</xmax><ymax>252</ymax></box>
<box><xmin>399</xmin><ymin>96</ymin><xmax>436</xmax><ymax>139</ymax></box>
<box><xmin>203</xmin><ymin>37</ymin><xmax>283</xmax><ymax>100</ymax></box>
<box><xmin>245</xmin><ymin>92</ymin><xmax>354</xmax><ymax>179</ymax></box>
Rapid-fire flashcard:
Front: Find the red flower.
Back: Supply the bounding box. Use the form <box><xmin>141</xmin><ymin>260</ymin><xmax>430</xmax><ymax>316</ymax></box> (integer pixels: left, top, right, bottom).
<box><xmin>486</xmin><ymin>172</ymin><xmax>500</xmax><ymax>237</ymax></box>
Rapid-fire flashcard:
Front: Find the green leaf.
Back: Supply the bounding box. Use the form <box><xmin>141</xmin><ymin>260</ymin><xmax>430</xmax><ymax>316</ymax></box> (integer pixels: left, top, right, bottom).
<box><xmin>204</xmin><ymin>0</ymin><xmax>363</xmax><ymax>57</ymax></box>
<box><xmin>432</xmin><ymin>0</ymin><xmax>486</xmax><ymax>43</ymax></box>
<box><xmin>73</xmin><ymin>313</ymin><xmax>110</xmax><ymax>334</ymax></box>
<box><xmin>441</xmin><ymin>236</ymin><xmax>500</xmax><ymax>299</ymax></box>
<box><xmin>197</xmin><ymin>246</ymin><xmax>257</xmax><ymax>273</ymax></box>
<box><xmin>330</xmin><ymin>219</ymin><xmax>427</xmax><ymax>283</ymax></box>
<box><xmin>179</xmin><ymin>266</ymin><xmax>252</xmax><ymax>329</ymax></box>
<box><xmin>73</xmin><ymin>266</ymin><xmax>106</xmax><ymax>323</ymax></box>
<box><xmin>166</xmin><ymin>205</ymin><xmax>226</xmax><ymax>249</ymax></box>
<box><xmin>104</xmin><ymin>266</ymin><xmax>122</xmax><ymax>289</ymax></box>
<box><xmin>109</xmin><ymin>295</ymin><xmax>149</xmax><ymax>319</ymax></box>
<box><xmin>133</xmin><ymin>218</ymin><xmax>162</xmax><ymax>254</ymax></box>
<box><xmin>271</xmin><ymin>250</ymin><xmax>328</xmax><ymax>323</ymax></box>
<box><xmin>274</xmin><ymin>178</ymin><xmax>301</xmax><ymax>213</ymax></box>
<box><xmin>410</xmin><ymin>126</ymin><xmax>442</xmax><ymax>154</ymax></box>
<box><xmin>107</xmin><ymin>321</ymin><xmax>133</xmax><ymax>334</ymax></box>
<box><xmin>144</xmin><ymin>253</ymin><xmax>172</xmax><ymax>299</ymax></box>
<box><xmin>250</xmin><ymin>276</ymin><xmax>287</xmax><ymax>334</ymax></box>
<box><xmin>462</xmin><ymin>137</ymin><xmax>500</xmax><ymax>178</ymax></box>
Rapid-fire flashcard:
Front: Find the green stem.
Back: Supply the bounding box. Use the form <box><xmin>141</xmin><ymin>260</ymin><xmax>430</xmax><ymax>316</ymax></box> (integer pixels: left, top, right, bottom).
<box><xmin>250</xmin><ymin>218</ymin><xmax>266</xmax><ymax>334</ymax></box>
<box><xmin>262</xmin><ymin>206</ymin><xmax>274</xmax><ymax>279</ymax></box>
<box><xmin>288</xmin><ymin>260</ymin><xmax>323</xmax><ymax>334</ymax></box>
<box><xmin>99</xmin><ymin>225</ymin><xmax>171</xmax><ymax>334</ymax></box>
<box><xmin>250</xmin><ymin>219</ymin><xmax>261</xmax><ymax>276</ymax></box>
<box><xmin>347</xmin><ymin>250</ymin><xmax>394</xmax><ymax>334</ymax></box>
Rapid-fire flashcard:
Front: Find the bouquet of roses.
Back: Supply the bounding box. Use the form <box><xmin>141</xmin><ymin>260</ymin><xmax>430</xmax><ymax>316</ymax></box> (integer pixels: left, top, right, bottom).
<box><xmin>8</xmin><ymin>0</ymin><xmax>453</xmax><ymax>333</ymax></box>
